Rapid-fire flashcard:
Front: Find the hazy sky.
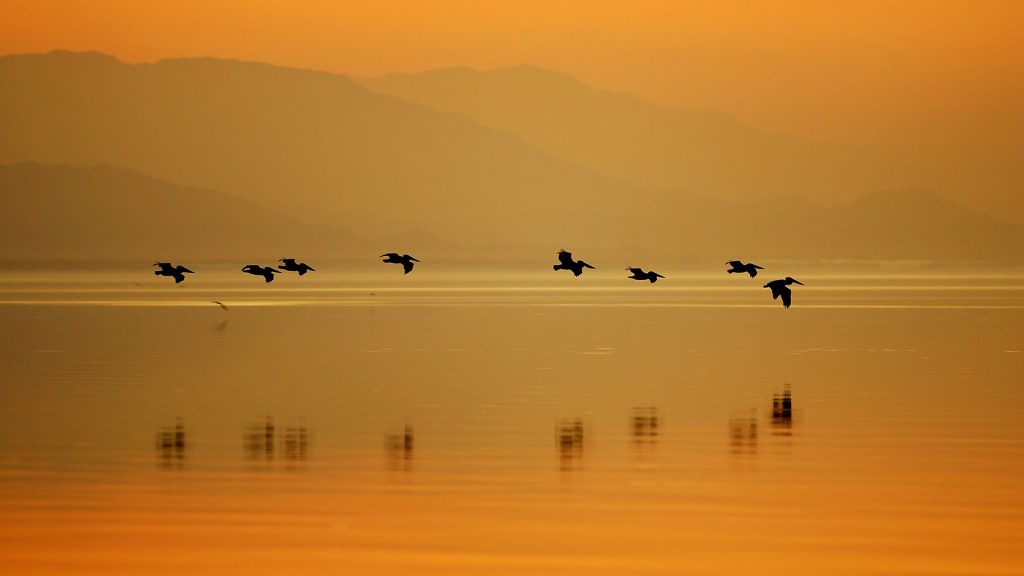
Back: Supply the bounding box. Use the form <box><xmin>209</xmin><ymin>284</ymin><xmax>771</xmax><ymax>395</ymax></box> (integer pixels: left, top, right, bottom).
<box><xmin>3</xmin><ymin>0</ymin><xmax>1022</xmax><ymax>219</ymax></box>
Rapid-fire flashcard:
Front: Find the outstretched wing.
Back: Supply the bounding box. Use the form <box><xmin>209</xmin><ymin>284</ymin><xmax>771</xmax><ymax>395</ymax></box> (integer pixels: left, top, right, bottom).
<box><xmin>558</xmin><ymin>250</ymin><xmax>574</xmax><ymax>266</ymax></box>
<box><xmin>780</xmin><ymin>286</ymin><xmax>792</xmax><ymax>308</ymax></box>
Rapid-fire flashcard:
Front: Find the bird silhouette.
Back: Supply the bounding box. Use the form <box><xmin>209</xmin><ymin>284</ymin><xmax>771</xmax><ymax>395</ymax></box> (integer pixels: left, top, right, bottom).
<box><xmin>553</xmin><ymin>250</ymin><xmax>595</xmax><ymax>277</ymax></box>
<box><xmin>381</xmin><ymin>253</ymin><xmax>419</xmax><ymax>274</ymax></box>
<box><xmin>763</xmin><ymin>277</ymin><xmax>804</xmax><ymax>308</ymax></box>
<box><xmin>278</xmin><ymin>258</ymin><xmax>315</xmax><ymax>275</ymax></box>
<box><xmin>726</xmin><ymin>260</ymin><xmax>764</xmax><ymax>278</ymax></box>
<box><xmin>153</xmin><ymin>262</ymin><xmax>194</xmax><ymax>284</ymax></box>
<box><xmin>626</xmin><ymin>267</ymin><xmax>665</xmax><ymax>283</ymax></box>
<box><xmin>241</xmin><ymin>264</ymin><xmax>281</xmax><ymax>283</ymax></box>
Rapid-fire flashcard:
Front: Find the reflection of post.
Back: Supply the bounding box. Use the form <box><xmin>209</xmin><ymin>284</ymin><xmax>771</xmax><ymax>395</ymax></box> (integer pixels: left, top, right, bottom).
<box><xmin>631</xmin><ymin>407</ymin><xmax>659</xmax><ymax>443</ymax></box>
<box><xmin>729</xmin><ymin>410</ymin><xmax>758</xmax><ymax>455</ymax></box>
<box><xmin>156</xmin><ymin>418</ymin><xmax>186</xmax><ymax>469</ymax></box>
<box><xmin>387</xmin><ymin>425</ymin><xmax>414</xmax><ymax>472</ymax></box>
<box><xmin>264</xmin><ymin>416</ymin><xmax>275</xmax><ymax>458</ymax></box>
<box><xmin>283</xmin><ymin>426</ymin><xmax>309</xmax><ymax>461</ymax></box>
<box><xmin>245</xmin><ymin>416</ymin><xmax>276</xmax><ymax>462</ymax></box>
<box><xmin>557</xmin><ymin>418</ymin><xmax>584</xmax><ymax>471</ymax></box>
<box><xmin>772</xmin><ymin>384</ymin><xmax>793</xmax><ymax>421</ymax></box>
<box><xmin>772</xmin><ymin>384</ymin><xmax>794</xmax><ymax>436</ymax></box>
<box><xmin>246</xmin><ymin>417</ymin><xmax>311</xmax><ymax>467</ymax></box>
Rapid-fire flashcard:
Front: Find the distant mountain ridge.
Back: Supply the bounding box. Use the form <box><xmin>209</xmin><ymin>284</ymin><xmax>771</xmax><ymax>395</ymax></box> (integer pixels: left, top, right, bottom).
<box><xmin>0</xmin><ymin>162</ymin><xmax>362</xmax><ymax>261</ymax></box>
<box><xmin>2</xmin><ymin>162</ymin><xmax>1018</xmax><ymax>264</ymax></box>
<box><xmin>359</xmin><ymin>65</ymin><xmax>906</xmax><ymax>203</ymax></box>
<box><xmin>0</xmin><ymin>51</ymin><xmax>1020</xmax><ymax>263</ymax></box>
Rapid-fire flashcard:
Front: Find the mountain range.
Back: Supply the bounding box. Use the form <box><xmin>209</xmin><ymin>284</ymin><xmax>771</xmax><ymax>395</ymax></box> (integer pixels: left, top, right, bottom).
<box><xmin>0</xmin><ymin>51</ymin><xmax>1019</xmax><ymax>263</ymax></box>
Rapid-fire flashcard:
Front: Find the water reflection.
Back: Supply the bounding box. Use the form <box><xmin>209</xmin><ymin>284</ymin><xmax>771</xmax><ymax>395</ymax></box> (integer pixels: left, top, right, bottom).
<box><xmin>244</xmin><ymin>416</ymin><xmax>276</xmax><ymax>462</ymax></box>
<box><xmin>631</xmin><ymin>406</ymin><xmax>659</xmax><ymax>443</ymax></box>
<box><xmin>772</xmin><ymin>384</ymin><xmax>794</xmax><ymax>437</ymax></box>
<box><xmin>557</xmin><ymin>418</ymin><xmax>585</xmax><ymax>471</ymax></box>
<box><xmin>244</xmin><ymin>417</ymin><xmax>311</xmax><ymax>467</ymax></box>
<box><xmin>387</xmin><ymin>425</ymin><xmax>415</xmax><ymax>472</ymax></box>
<box><xmin>155</xmin><ymin>418</ymin><xmax>186</xmax><ymax>469</ymax></box>
<box><xmin>729</xmin><ymin>410</ymin><xmax>758</xmax><ymax>456</ymax></box>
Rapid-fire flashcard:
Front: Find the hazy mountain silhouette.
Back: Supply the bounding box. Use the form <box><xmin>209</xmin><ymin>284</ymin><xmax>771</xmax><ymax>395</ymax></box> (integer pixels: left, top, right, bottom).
<box><xmin>0</xmin><ymin>51</ymin><xmax>640</xmax><ymax>246</ymax></box>
<box><xmin>360</xmin><ymin>65</ymin><xmax>909</xmax><ymax>204</ymax></box>
<box><xmin>0</xmin><ymin>162</ymin><xmax>363</xmax><ymax>261</ymax></box>
<box><xmin>1</xmin><ymin>52</ymin><xmax>1019</xmax><ymax>263</ymax></box>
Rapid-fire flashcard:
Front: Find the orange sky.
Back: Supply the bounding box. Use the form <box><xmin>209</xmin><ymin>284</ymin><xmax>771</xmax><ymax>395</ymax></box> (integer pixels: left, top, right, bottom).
<box><xmin>2</xmin><ymin>0</ymin><xmax>1022</xmax><ymax>212</ymax></box>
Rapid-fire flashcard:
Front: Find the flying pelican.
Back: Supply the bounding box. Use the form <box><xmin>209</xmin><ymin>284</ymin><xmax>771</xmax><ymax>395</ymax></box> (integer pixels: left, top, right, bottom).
<box><xmin>153</xmin><ymin>262</ymin><xmax>194</xmax><ymax>284</ymax></box>
<box><xmin>381</xmin><ymin>253</ymin><xmax>419</xmax><ymax>274</ymax></box>
<box><xmin>763</xmin><ymin>277</ymin><xmax>804</xmax><ymax>308</ymax></box>
<box><xmin>626</xmin><ymin>267</ymin><xmax>665</xmax><ymax>283</ymax></box>
<box><xmin>241</xmin><ymin>264</ymin><xmax>281</xmax><ymax>283</ymax></box>
<box><xmin>726</xmin><ymin>260</ymin><xmax>764</xmax><ymax>278</ymax></box>
<box><xmin>278</xmin><ymin>258</ymin><xmax>315</xmax><ymax>275</ymax></box>
<box><xmin>553</xmin><ymin>250</ymin><xmax>595</xmax><ymax>277</ymax></box>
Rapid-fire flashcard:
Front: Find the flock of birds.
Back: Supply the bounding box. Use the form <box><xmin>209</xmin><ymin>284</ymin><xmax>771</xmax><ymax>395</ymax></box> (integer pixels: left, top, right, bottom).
<box><xmin>154</xmin><ymin>251</ymin><xmax>805</xmax><ymax>308</ymax></box>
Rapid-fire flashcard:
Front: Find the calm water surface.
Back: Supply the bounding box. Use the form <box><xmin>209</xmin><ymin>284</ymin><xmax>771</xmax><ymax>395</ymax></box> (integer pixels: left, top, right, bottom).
<box><xmin>1</xmin><ymin>267</ymin><xmax>1022</xmax><ymax>575</ymax></box>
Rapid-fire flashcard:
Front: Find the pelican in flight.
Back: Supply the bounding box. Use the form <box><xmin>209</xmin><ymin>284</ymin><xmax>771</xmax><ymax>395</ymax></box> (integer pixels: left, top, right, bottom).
<box><xmin>626</xmin><ymin>267</ymin><xmax>665</xmax><ymax>283</ymax></box>
<box><xmin>726</xmin><ymin>260</ymin><xmax>764</xmax><ymax>278</ymax></box>
<box><xmin>278</xmin><ymin>258</ymin><xmax>315</xmax><ymax>275</ymax></box>
<box><xmin>153</xmin><ymin>262</ymin><xmax>194</xmax><ymax>284</ymax></box>
<box><xmin>763</xmin><ymin>277</ymin><xmax>804</xmax><ymax>308</ymax></box>
<box><xmin>553</xmin><ymin>250</ymin><xmax>595</xmax><ymax>277</ymax></box>
<box><xmin>241</xmin><ymin>264</ymin><xmax>281</xmax><ymax>283</ymax></box>
<box><xmin>381</xmin><ymin>253</ymin><xmax>419</xmax><ymax>274</ymax></box>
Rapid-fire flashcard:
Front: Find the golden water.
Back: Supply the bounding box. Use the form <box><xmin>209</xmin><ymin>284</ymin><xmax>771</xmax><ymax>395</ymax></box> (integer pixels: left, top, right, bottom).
<box><xmin>1</xmin><ymin>267</ymin><xmax>1022</xmax><ymax>575</ymax></box>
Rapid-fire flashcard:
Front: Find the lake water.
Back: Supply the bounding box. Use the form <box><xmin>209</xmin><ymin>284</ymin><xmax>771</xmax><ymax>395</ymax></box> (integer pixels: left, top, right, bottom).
<box><xmin>1</xmin><ymin>266</ymin><xmax>1022</xmax><ymax>575</ymax></box>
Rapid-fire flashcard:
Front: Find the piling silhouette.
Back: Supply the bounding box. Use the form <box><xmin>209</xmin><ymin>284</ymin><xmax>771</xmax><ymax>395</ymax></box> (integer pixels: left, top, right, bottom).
<box><xmin>153</xmin><ymin>262</ymin><xmax>194</xmax><ymax>284</ymax></box>
<box><xmin>278</xmin><ymin>258</ymin><xmax>315</xmax><ymax>275</ymax></box>
<box><xmin>626</xmin><ymin>267</ymin><xmax>665</xmax><ymax>283</ymax></box>
<box><xmin>381</xmin><ymin>253</ymin><xmax>419</xmax><ymax>274</ymax></box>
<box><xmin>763</xmin><ymin>277</ymin><xmax>804</xmax><ymax>308</ymax></box>
<box><xmin>553</xmin><ymin>250</ymin><xmax>595</xmax><ymax>277</ymax></box>
<box><xmin>241</xmin><ymin>264</ymin><xmax>281</xmax><ymax>283</ymax></box>
<box><xmin>726</xmin><ymin>260</ymin><xmax>764</xmax><ymax>278</ymax></box>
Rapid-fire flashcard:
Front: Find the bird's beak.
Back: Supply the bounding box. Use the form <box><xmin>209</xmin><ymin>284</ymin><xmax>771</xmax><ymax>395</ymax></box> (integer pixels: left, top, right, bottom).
<box><xmin>793</xmin><ymin>279</ymin><xmax>804</xmax><ymax>285</ymax></box>
<box><xmin>410</xmin><ymin>257</ymin><xmax>420</xmax><ymax>262</ymax></box>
